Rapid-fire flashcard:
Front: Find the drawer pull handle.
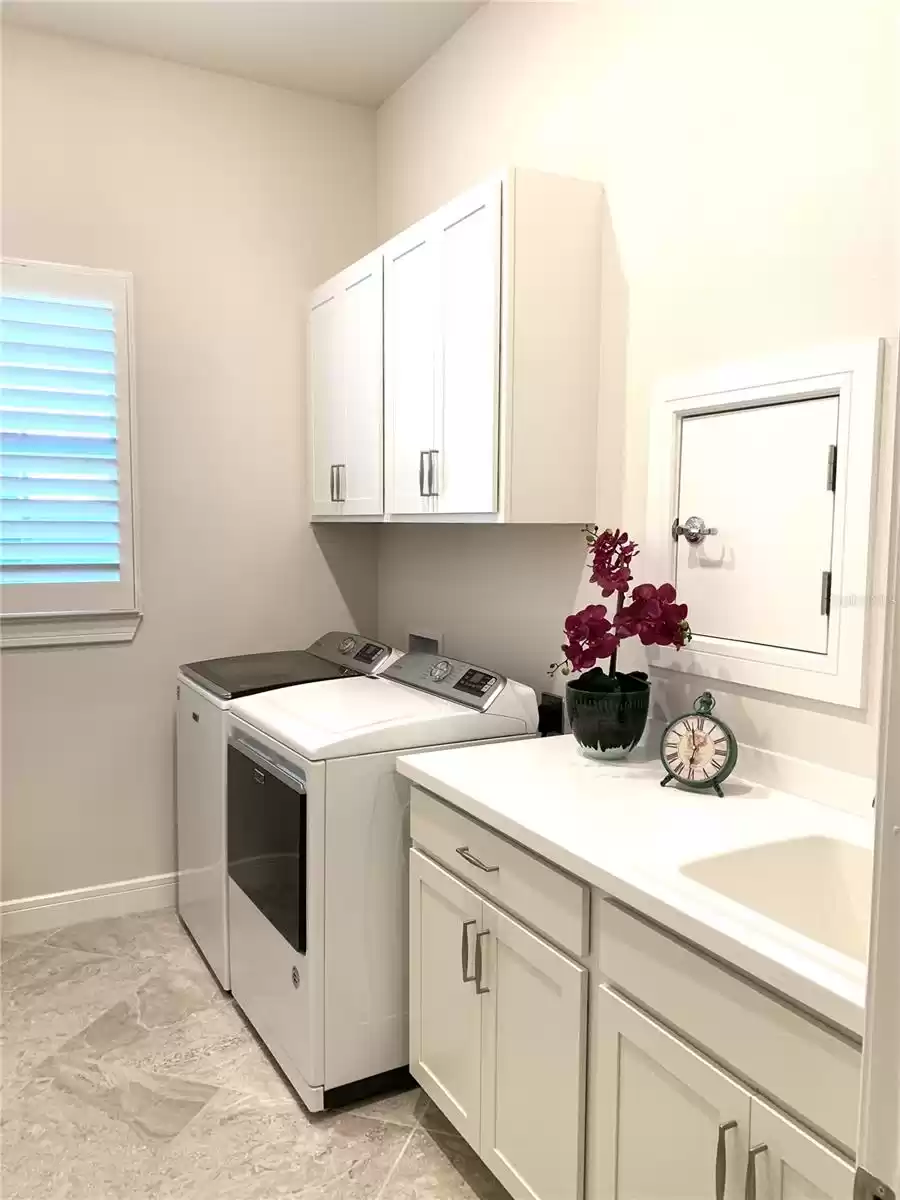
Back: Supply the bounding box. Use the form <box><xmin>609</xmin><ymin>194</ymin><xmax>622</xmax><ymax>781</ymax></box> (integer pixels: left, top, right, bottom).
<box><xmin>716</xmin><ymin>1121</ymin><xmax>738</xmax><ymax>1200</ymax></box>
<box><xmin>475</xmin><ymin>930</ymin><xmax>490</xmax><ymax>994</ymax></box>
<box><xmin>745</xmin><ymin>1144</ymin><xmax>768</xmax><ymax>1200</ymax></box>
<box><xmin>461</xmin><ymin>919</ymin><xmax>476</xmax><ymax>983</ymax></box>
<box><xmin>456</xmin><ymin>846</ymin><xmax>499</xmax><ymax>873</ymax></box>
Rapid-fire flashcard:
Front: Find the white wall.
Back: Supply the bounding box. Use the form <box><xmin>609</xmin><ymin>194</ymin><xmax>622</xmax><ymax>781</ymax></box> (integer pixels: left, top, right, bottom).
<box><xmin>0</xmin><ymin>28</ymin><xmax>378</xmax><ymax>902</ymax></box>
<box><xmin>376</xmin><ymin>0</ymin><xmax>900</xmax><ymax>777</ymax></box>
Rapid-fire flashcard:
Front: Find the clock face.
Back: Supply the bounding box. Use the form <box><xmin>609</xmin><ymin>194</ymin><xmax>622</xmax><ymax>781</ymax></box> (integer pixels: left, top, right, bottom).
<box><xmin>662</xmin><ymin>714</ymin><xmax>733</xmax><ymax>785</ymax></box>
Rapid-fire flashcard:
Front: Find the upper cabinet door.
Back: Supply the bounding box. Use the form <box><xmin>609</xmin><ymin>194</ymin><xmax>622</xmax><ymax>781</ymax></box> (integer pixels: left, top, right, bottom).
<box><xmin>338</xmin><ymin>255</ymin><xmax>383</xmax><ymax>516</ymax></box>
<box><xmin>308</xmin><ymin>254</ymin><xmax>384</xmax><ymax>518</ymax></box>
<box><xmin>409</xmin><ymin>848</ymin><xmax>484</xmax><ymax>1147</ymax></box>
<box><xmin>593</xmin><ymin>987</ymin><xmax>752</xmax><ymax>1200</ymax></box>
<box><xmin>434</xmin><ymin>181</ymin><xmax>501</xmax><ymax>515</ymax></box>
<box><xmin>676</xmin><ymin>395</ymin><xmax>838</xmax><ymax>654</ymax></box>
<box><xmin>479</xmin><ymin>898</ymin><xmax>587</xmax><ymax>1200</ymax></box>
<box><xmin>308</xmin><ymin>292</ymin><xmax>343</xmax><ymax>517</ymax></box>
<box><xmin>746</xmin><ymin>1097</ymin><xmax>854</xmax><ymax>1200</ymax></box>
<box><xmin>384</xmin><ymin>224</ymin><xmax>438</xmax><ymax>515</ymax></box>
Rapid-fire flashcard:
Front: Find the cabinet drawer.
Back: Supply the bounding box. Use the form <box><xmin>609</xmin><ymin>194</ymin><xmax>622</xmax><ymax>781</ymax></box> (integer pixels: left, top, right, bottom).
<box><xmin>410</xmin><ymin>786</ymin><xmax>589</xmax><ymax>957</ymax></box>
<box><xmin>598</xmin><ymin>901</ymin><xmax>861</xmax><ymax>1154</ymax></box>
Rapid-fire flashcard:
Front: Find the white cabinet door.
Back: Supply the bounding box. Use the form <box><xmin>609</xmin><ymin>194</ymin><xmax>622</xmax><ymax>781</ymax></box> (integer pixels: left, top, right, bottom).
<box><xmin>593</xmin><ymin>987</ymin><xmax>751</xmax><ymax>1200</ymax></box>
<box><xmin>409</xmin><ymin>849</ymin><xmax>484</xmax><ymax>1145</ymax></box>
<box><xmin>676</xmin><ymin>395</ymin><xmax>838</xmax><ymax>653</ymax></box>
<box><xmin>175</xmin><ymin>684</ymin><xmax>228</xmax><ymax>989</ymax></box>
<box><xmin>434</xmin><ymin>181</ymin><xmax>501</xmax><ymax>515</ymax></box>
<box><xmin>480</xmin><ymin>899</ymin><xmax>587</xmax><ymax>1200</ymax></box>
<box><xmin>309</xmin><ymin>291</ymin><xmax>343</xmax><ymax>517</ymax></box>
<box><xmin>309</xmin><ymin>255</ymin><xmax>383</xmax><ymax>518</ymax></box>
<box><xmin>337</xmin><ymin>255</ymin><xmax>383</xmax><ymax>515</ymax></box>
<box><xmin>385</xmin><ymin>224</ymin><xmax>438</xmax><ymax>515</ymax></box>
<box><xmin>747</xmin><ymin>1098</ymin><xmax>854</xmax><ymax>1200</ymax></box>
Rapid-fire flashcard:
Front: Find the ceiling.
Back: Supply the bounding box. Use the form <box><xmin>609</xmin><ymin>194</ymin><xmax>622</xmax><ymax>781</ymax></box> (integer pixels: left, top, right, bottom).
<box><xmin>1</xmin><ymin>0</ymin><xmax>483</xmax><ymax>106</ymax></box>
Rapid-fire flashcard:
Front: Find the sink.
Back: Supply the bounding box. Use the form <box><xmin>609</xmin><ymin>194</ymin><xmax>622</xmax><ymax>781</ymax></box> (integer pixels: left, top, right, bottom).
<box><xmin>681</xmin><ymin>836</ymin><xmax>873</xmax><ymax>963</ymax></box>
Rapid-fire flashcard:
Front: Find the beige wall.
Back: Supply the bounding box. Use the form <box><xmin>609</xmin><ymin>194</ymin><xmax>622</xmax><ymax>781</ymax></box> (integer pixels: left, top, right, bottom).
<box><xmin>0</xmin><ymin>28</ymin><xmax>379</xmax><ymax>902</ymax></box>
<box><xmin>376</xmin><ymin>0</ymin><xmax>900</xmax><ymax>777</ymax></box>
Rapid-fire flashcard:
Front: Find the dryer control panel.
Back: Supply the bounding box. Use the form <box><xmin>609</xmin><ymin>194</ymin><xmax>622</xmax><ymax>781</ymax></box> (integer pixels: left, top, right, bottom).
<box><xmin>384</xmin><ymin>652</ymin><xmax>506</xmax><ymax>710</ymax></box>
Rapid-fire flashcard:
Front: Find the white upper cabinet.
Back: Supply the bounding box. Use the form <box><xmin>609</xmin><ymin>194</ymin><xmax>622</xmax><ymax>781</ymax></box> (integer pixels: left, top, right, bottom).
<box><xmin>311</xmin><ymin>168</ymin><xmax>605</xmax><ymax>524</ymax></box>
<box><xmin>308</xmin><ymin>252</ymin><xmax>383</xmax><ymax>517</ymax></box>
<box><xmin>433</xmin><ymin>182</ymin><xmax>501</xmax><ymax>516</ymax></box>
<box><xmin>384</xmin><ymin>225</ymin><xmax>439</xmax><ymax>516</ymax></box>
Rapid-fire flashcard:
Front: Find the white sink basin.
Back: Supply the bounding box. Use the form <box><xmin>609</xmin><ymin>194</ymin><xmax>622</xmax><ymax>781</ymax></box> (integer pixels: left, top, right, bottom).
<box><xmin>681</xmin><ymin>835</ymin><xmax>873</xmax><ymax>963</ymax></box>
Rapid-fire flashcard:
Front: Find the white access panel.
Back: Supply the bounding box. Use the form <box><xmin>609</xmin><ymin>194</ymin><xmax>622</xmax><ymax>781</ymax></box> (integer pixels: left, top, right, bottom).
<box><xmin>176</xmin><ymin>678</ymin><xmax>229</xmax><ymax>988</ymax></box>
<box><xmin>676</xmin><ymin>395</ymin><xmax>838</xmax><ymax>653</ymax></box>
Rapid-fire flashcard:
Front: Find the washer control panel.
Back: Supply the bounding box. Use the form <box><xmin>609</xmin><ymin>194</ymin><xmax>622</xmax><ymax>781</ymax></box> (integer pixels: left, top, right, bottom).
<box><xmin>384</xmin><ymin>652</ymin><xmax>505</xmax><ymax>710</ymax></box>
<box><xmin>307</xmin><ymin>631</ymin><xmax>398</xmax><ymax>675</ymax></box>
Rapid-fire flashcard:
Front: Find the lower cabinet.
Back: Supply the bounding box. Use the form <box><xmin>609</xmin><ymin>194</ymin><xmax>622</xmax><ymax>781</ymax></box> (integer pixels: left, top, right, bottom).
<box><xmin>593</xmin><ymin>988</ymin><xmax>855</xmax><ymax>1200</ymax></box>
<box><xmin>410</xmin><ymin>848</ymin><xmax>588</xmax><ymax>1200</ymax></box>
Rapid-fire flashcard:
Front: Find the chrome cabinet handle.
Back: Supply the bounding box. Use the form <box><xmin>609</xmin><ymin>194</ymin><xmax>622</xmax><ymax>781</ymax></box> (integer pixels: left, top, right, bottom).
<box><xmin>329</xmin><ymin>464</ymin><xmax>337</xmax><ymax>502</ymax></box>
<box><xmin>745</xmin><ymin>1144</ymin><xmax>768</xmax><ymax>1200</ymax></box>
<box><xmin>456</xmin><ymin>846</ymin><xmax>499</xmax><ymax>873</ymax></box>
<box><xmin>335</xmin><ymin>463</ymin><xmax>346</xmax><ymax>502</ymax></box>
<box><xmin>716</xmin><ymin>1121</ymin><xmax>738</xmax><ymax>1200</ymax></box>
<box><xmin>461</xmin><ymin>919</ymin><xmax>476</xmax><ymax>983</ymax></box>
<box><xmin>419</xmin><ymin>451</ymin><xmax>428</xmax><ymax>497</ymax></box>
<box><xmin>475</xmin><ymin>930</ymin><xmax>490</xmax><ymax>994</ymax></box>
<box><xmin>672</xmin><ymin>515</ymin><xmax>718</xmax><ymax>544</ymax></box>
<box><xmin>427</xmin><ymin>449</ymin><xmax>439</xmax><ymax>497</ymax></box>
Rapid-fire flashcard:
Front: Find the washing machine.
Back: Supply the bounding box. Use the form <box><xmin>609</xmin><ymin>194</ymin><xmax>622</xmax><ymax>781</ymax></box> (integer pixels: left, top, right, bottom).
<box><xmin>226</xmin><ymin>651</ymin><xmax>538</xmax><ymax>1111</ymax></box>
<box><xmin>175</xmin><ymin>631</ymin><xmax>401</xmax><ymax>990</ymax></box>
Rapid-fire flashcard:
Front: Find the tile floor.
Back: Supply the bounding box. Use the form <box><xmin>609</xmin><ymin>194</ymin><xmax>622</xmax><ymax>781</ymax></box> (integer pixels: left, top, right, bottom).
<box><xmin>0</xmin><ymin>909</ymin><xmax>511</xmax><ymax>1199</ymax></box>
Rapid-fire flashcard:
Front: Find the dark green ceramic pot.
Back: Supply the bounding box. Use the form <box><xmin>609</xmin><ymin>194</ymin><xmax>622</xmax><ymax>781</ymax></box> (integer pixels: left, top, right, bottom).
<box><xmin>565</xmin><ymin>669</ymin><xmax>650</xmax><ymax>759</ymax></box>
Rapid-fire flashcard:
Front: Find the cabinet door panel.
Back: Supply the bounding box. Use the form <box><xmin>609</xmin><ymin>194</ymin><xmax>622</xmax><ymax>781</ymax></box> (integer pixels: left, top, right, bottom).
<box><xmin>593</xmin><ymin>987</ymin><xmax>751</xmax><ymax>1200</ymax></box>
<box><xmin>748</xmin><ymin>1098</ymin><xmax>854</xmax><ymax>1200</ymax></box>
<box><xmin>435</xmin><ymin>182</ymin><xmax>501</xmax><ymax>515</ymax></box>
<box><xmin>676</xmin><ymin>395</ymin><xmax>838</xmax><ymax>652</ymax></box>
<box><xmin>480</xmin><ymin>899</ymin><xmax>587</xmax><ymax>1200</ymax></box>
<box><xmin>385</xmin><ymin>229</ymin><xmax>437</xmax><ymax>515</ymax></box>
<box><xmin>309</xmin><ymin>294</ymin><xmax>342</xmax><ymax>516</ymax></box>
<box><xmin>339</xmin><ymin>257</ymin><xmax>383</xmax><ymax>515</ymax></box>
<box><xmin>409</xmin><ymin>849</ymin><xmax>483</xmax><ymax>1145</ymax></box>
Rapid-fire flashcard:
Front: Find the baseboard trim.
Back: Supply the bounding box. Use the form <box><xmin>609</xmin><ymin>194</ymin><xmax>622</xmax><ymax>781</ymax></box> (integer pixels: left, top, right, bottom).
<box><xmin>0</xmin><ymin>872</ymin><xmax>176</xmax><ymax>937</ymax></box>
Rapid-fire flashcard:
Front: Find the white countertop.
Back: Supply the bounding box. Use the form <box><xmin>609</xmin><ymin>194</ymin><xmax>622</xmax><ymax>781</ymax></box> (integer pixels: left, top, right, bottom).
<box><xmin>397</xmin><ymin>734</ymin><xmax>873</xmax><ymax>1036</ymax></box>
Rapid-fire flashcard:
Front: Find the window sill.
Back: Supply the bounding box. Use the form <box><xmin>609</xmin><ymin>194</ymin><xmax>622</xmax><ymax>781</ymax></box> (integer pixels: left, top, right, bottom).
<box><xmin>0</xmin><ymin>612</ymin><xmax>142</xmax><ymax>649</ymax></box>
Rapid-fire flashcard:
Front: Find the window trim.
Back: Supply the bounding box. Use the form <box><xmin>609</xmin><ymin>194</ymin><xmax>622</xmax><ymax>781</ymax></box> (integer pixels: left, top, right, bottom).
<box><xmin>0</xmin><ymin>258</ymin><xmax>142</xmax><ymax>647</ymax></box>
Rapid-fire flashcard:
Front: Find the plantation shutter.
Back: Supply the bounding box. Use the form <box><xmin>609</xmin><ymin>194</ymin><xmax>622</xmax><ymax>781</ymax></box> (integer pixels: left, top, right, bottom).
<box><xmin>0</xmin><ymin>260</ymin><xmax>137</xmax><ymax>620</ymax></box>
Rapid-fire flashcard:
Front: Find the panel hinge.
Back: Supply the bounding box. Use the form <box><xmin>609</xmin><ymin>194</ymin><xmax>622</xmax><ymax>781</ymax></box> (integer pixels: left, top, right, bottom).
<box><xmin>854</xmin><ymin>1168</ymin><xmax>896</xmax><ymax>1200</ymax></box>
<box><xmin>820</xmin><ymin>570</ymin><xmax>833</xmax><ymax>617</ymax></box>
<box><xmin>826</xmin><ymin>443</ymin><xmax>837</xmax><ymax>491</ymax></box>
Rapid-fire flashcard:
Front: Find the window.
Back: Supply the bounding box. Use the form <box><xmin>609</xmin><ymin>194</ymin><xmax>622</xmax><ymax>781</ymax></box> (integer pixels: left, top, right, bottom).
<box><xmin>0</xmin><ymin>259</ymin><xmax>140</xmax><ymax>646</ymax></box>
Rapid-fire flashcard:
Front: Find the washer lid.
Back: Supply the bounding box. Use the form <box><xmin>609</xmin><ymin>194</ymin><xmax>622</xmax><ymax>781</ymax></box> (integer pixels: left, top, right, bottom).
<box><xmin>229</xmin><ymin>676</ymin><xmax>531</xmax><ymax>760</ymax></box>
<box><xmin>179</xmin><ymin>649</ymin><xmax>350</xmax><ymax>701</ymax></box>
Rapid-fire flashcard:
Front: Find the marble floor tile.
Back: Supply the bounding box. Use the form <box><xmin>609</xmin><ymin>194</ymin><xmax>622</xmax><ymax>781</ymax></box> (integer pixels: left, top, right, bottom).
<box><xmin>46</xmin><ymin>910</ymin><xmax>199</xmax><ymax>966</ymax></box>
<box><xmin>105</xmin><ymin>996</ymin><xmax>295</xmax><ymax>1101</ymax></box>
<box><xmin>347</xmin><ymin>1084</ymin><xmax>430</xmax><ymax>1128</ymax></box>
<box><xmin>380</xmin><ymin>1127</ymin><xmax>513</xmax><ymax>1200</ymax></box>
<box><xmin>1</xmin><ymin>908</ymin><xmax>512</xmax><ymax>1200</ymax></box>
<box><xmin>155</xmin><ymin>1093</ymin><xmax>412</xmax><ymax>1200</ymax></box>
